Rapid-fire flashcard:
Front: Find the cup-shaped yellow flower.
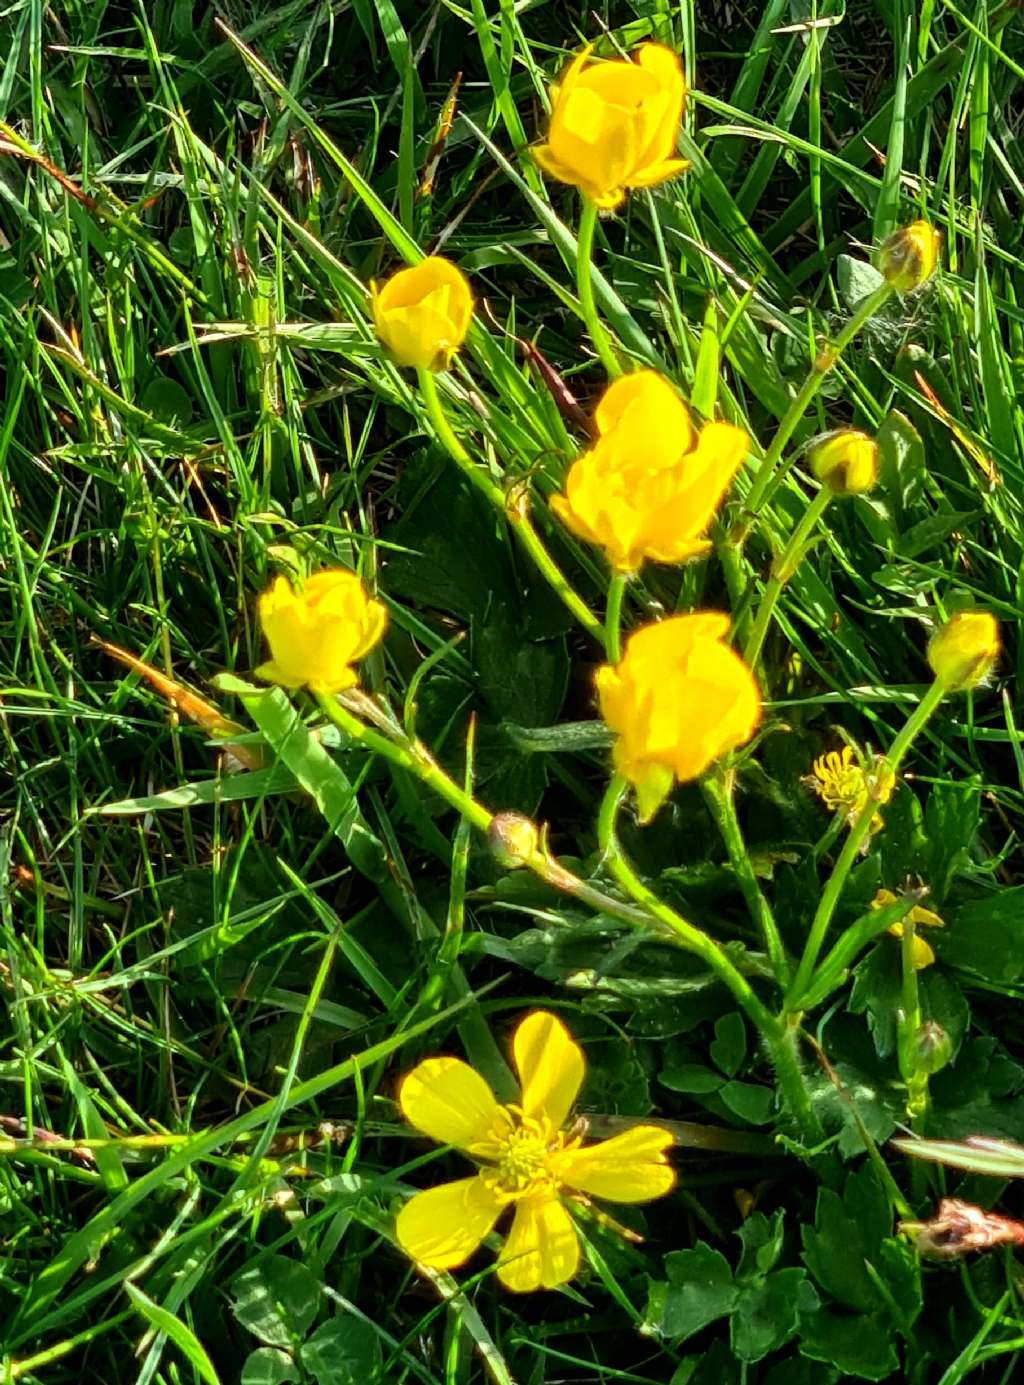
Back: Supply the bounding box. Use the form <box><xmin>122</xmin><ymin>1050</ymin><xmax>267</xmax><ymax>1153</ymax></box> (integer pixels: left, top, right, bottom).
<box><xmin>872</xmin><ymin>888</ymin><xmax>944</xmax><ymax>970</ymax></box>
<box><xmin>927</xmin><ymin>611</ymin><xmax>1000</xmax><ymax>691</ymax></box>
<box><xmin>552</xmin><ymin>372</ymin><xmax>748</xmax><ymax>574</ymax></box>
<box><xmin>256</xmin><ymin>570</ymin><xmax>387</xmax><ymax>694</ymax></box>
<box><xmin>533</xmin><ymin>44</ymin><xmax>688</xmax><ymax>209</ymax></box>
<box><xmin>596</xmin><ymin>614</ymin><xmax>761</xmax><ymax>822</ymax></box>
<box><xmin>877</xmin><ymin>221</ymin><xmax>941</xmax><ymax>293</ymax></box>
<box><xmin>810</xmin><ymin>429</ymin><xmax>878</xmax><ymax>496</ymax></box>
<box><xmin>371</xmin><ymin>257</ymin><xmax>473</xmax><ymax>371</ymax></box>
<box><xmin>395</xmin><ymin>1011</ymin><xmax>674</xmax><ymax>1292</ymax></box>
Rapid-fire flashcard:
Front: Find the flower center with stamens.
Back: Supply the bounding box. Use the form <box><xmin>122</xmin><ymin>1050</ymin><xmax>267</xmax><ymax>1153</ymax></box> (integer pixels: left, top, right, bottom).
<box><xmin>476</xmin><ymin>1109</ymin><xmax>566</xmax><ymax>1200</ymax></box>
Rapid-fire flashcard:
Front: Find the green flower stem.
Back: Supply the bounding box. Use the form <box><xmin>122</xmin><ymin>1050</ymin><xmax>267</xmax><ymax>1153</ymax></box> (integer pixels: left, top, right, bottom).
<box><xmin>604</xmin><ymin>572</ymin><xmax>627</xmax><ymax>663</ymax></box>
<box><xmin>786</xmin><ymin>677</ymin><xmax>948</xmax><ymax>1009</ymax></box>
<box><xmin>898</xmin><ymin>923</ymin><xmax>929</xmax><ymax>1127</ymax></box>
<box><xmin>598</xmin><ymin>777</ymin><xmax>822</xmax><ymax>1141</ymax></box>
<box><xmin>416</xmin><ymin>367</ymin><xmax>603</xmax><ymax>645</ymax></box>
<box><xmin>743</xmin><ymin>485</ymin><xmax>833</xmax><ymax>671</ymax></box>
<box><xmin>734</xmin><ymin>281</ymin><xmax>893</xmax><ymax>543</ymax></box>
<box><xmin>576</xmin><ymin>198</ymin><xmax>622</xmax><ymax>380</ymax></box>
<box><xmin>702</xmin><ymin>773</ymin><xmax>791</xmax><ymax>986</ymax></box>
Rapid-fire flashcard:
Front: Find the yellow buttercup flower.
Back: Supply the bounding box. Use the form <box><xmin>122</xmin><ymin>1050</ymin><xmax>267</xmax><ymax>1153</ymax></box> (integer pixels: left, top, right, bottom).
<box><xmin>810</xmin><ymin>429</ymin><xmax>878</xmax><ymax>496</ymax></box>
<box><xmin>877</xmin><ymin>221</ymin><xmax>941</xmax><ymax>293</ymax></box>
<box><xmin>872</xmin><ymin>888</ymin><xmax>944</xmax><ymax>970</ymax></box>
<box><xmin>927</xmin><ymin>611</ymin><xmax>1000</xmax><ymax>692</ymax></box>
<box><xmin>809</xmin><ymin>745</ymin><xmax>895</xmax><ymax>834</ymax></box>
<box><xmin>596</xmin><ymin>614</ymin><xmax>761</xmax><ymax>822</ymax></box>
<box><xmin>256</xmin><ymin>570</ymin><xmax>387</xmax><ymax>694</ymax></box>
<box><xmin>395</xmin><ymin>1011</ymin><xmax>674</xmax><ymax>1292</ymax></box>
<box><xmin>533</xmin><ymin>44</ymin><xmax>688</xmax><ymax>209</ymax></box>
<box><xmin>552</xmin><ymin>372</ymin><xmax>748</xmax><ymax>574</ymax></box>
<box><xmin>371</xmin><ymin>257</ymin><xmax>473</xmax><ymax>371</ymax></box>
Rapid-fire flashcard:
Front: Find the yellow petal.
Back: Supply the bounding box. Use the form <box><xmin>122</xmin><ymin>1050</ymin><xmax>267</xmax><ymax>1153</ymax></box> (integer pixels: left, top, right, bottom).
<box><xmin>627</xmin><ymin>157</ymin><xmax>689</xmax><ymax>190</ymax></box>
<box><xmin>513</xmin><ymin>1011</ymin><xmax>585</xmax><ymax>1129</ymax></box>
<box><xmin>395</xmin><ymin>1176</ymin><xmax>503</xmax><ymax>1269</ymax></box>
<box><xmin>911</xmin><ymin>935</ymin><xmax>936</xmax><ymax>969</ymax></box>
<box><xmin>496</xmin><ymin>1193</ymin><xmax>579</xmax><ymax>1292</ymax></box>
<box><xmin>556</xmin><ymin>1125</ymin><xmax>675</xmax><ymax>1203</ymax></box>
<box><xmin>399</xmin><ymin>1057</ymin><xmax>501</xmax><ymax>1149</ymax></box>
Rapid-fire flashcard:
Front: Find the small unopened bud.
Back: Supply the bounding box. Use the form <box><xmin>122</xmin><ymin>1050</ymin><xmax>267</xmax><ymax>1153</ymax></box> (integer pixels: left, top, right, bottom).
<box><xmin>878</xmin><ymin>221</ymin><xmax>941</xmax><ymax>293</ymax></box>
<box><xmin>488</xmin><ymin>812</ymin><xmax>540</xmax><ymax>868</ymax></box>
<box><xmin>810</xmin><ymin>429</ymin><xmax>878</xmax><ymax>496</ymax></box>
<box><xmin>927</xmin><ymin>611</ymin><xmax>1000</xmax><ymax>691</ymax></box>
<box><xmin>912</xmin><ymin>1021</ymin><xmax>953</xmax><ymax>1076</ymax></box>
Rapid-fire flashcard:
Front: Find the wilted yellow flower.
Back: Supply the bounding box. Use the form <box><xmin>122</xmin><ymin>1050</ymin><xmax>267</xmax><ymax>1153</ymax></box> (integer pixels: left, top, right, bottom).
<box><xmin>872</xmin><ymin>888</ymin><xmax>944</xmax><ymax>970</ymax></box>
<box><xmin>533</xmin><ymin>44</ymin><xmax>688</xmax><ymax>209</ymax></box>
<box><xmin>597</xmin><ymin>614</ymin><xmax>761</xmax><ymax>822</ymax></box>
<box><xmin>551</xmin><ymin>372</ymin><xmax>748</xmax><ymax>573</ymax></box>
<box><xmin>927</xmin><ymin>611</ymin><xmax>1000</xmax><ymax>691</ymax></box>
<box><xmin>810</xmin><ymin>429</ymin><xmax>878</xmax><ymax>496</ymax></box>
<box><xmin>256</xmin><ymin>570</ymin><xmax>387</xmax><ymax>694</ymax></box>
<box><xmin>395</xmin><ymin>1011</ymin><xmax>674</xmax><ymax>1291</ymax></box>
<box><xmin>371</xmin><ymin>257</ymin><xmax>473</xmax><ymax>371</ymax></box>
<box><xmin>809</xmin><ymin>745</ymin><xmax>895</xmax><ymax>833</ymax></box>
<box><xmin>877</xmin><ymin>221</ymin><xmax>941</xmax><ymax>293</ymax></box>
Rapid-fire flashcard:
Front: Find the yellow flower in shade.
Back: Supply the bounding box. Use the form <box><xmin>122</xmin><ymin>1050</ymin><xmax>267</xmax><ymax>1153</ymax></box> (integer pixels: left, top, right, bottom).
<box><xmin>810</xmin><ymin>429</ymin><xmax>878</xmax><ymax>496</ymax></box>
<box><xmin>596</xmin><ymin>614</ymin><xmax>761</xmax><ymax>822</ymax></box>
<box><xmin>877</xmin><ymin>221</ymin><xmax>941</xmax><ymax>293</ymax></box>
<box><xmin>551</xmin><ymin>372</ymin><xmax>748</xmax><ymax>574</ymax></box>
<box><xmin>927</xmin><ymin>612</ymin><xmax>1000</xmax><ymax>692</ymax></box>
<box><xmin>872</xmin><ymin>888</ymin><xmax>944</xmax><ymax>970</ymax></box>
<box><xmin>809</xmin><ymin>745</ymin><xmax>895</xmax><ymax>834</ymax></box>
<box><xmin>371</xmin><ymin>257</ymin><xmax>473</xmax><ymax>371</ymax></box>
<box><xmin>256</xmin><ymin>570</ymin><xmax>387</xmax><ymax>694</ymax></box>
<box><xmin>533</xmin><ymin>44</ymin><xmax>688</xmax><ymax>209</ymax></box>
<box><xmin>395</xmin><ymin>1011</ymin><xmax>674</xmax><ymax>1292</ymax></box>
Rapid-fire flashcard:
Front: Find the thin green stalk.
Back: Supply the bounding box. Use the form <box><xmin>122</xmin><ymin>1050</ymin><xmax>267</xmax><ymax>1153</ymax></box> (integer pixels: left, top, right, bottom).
<box><xmin>597</xmin><ymin>778</ymin><xmax>821</xmax><ymax>1140</ymax></box>
<box><xmin>735</xmin><ymin>281</ymin><xmax>893</xmax><ymax>540</ymax></box>
<box><xmin>898</xmin><ymin>921</ymin><xmax>928</xmax><ymax>1127</ymax></box>
<box><xmin>743</xmin><ymin>486</ymin><xmax>833</xmax><ymax>670</ymax></box>
<box><xmin>702</xmin><ymin>774</ymin><xmax>790</xmax><ymax>985</ymax></box>
<box><xmin>786</xmin><ymin>678</ymin><xmax>948</xmax><ymax>1007</ymax></box>
<box><xmin>604</xmin><ymin>572</ymin><xmax>627</xmax><ymax>662</ymax></box>
<box><xmin>417</xmin><ymin>367</ymin><xmax>603</xmax><ymax>644</ymax></box>
<box><xmin>576</xmin><ymin>198</ymin><xmax>622</xmax><ymax>380</ymax></box>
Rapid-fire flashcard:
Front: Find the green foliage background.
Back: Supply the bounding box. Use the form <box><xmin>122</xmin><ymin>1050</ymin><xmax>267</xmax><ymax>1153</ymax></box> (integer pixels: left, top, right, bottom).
<box><xmin>1</xmin><ymin>0</ymin><xmax>1024</xmax><ymax>1381</ymax></box>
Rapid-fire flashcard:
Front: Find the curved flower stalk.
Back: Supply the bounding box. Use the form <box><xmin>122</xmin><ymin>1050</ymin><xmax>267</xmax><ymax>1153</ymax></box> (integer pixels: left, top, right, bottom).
<box><xmin>395</xmin><ymin>1011</ymin><xmax>674</xmax><ymax>1291</ymax></box>
<box><xmin>552</xmin><ymin>371</ymin><xmax>748</xmax><ymax>575</ymax></box>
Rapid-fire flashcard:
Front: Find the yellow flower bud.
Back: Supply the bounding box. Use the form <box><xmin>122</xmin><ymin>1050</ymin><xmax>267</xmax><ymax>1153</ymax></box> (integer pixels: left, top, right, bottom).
<box><xmin>597</xmin><ymin>614</ymin><xmax>760</xmax><ymax>822</ymax></box>
<box><xmin>371</xmin><ymin>257</ymin><xmax>473</xmax><ymax>371</ymax></box>
<box><xmin>877</xmin><ymin>221</ymin><xmax>941</xmax><ymax>293</ymax></box>
<box><xmin>927</xmin><ymin>611</ymin><xmax>1000</xmax><ymax>691</ymax></box>
<box><xmin>810</xmin><ymin>429</ymin><xmax>878</xmax><ymax>496</ymax></box>
<box><xmin>488</xmin><ymin>813</ymin><xmax>540</xmax><ymax>868</ymax></box>
<box><xmin>256</xmin><ymin>570</ymin><xmax>387</xmax><ymax>694</ymax></box>
<box><xmin>552</xmin><ymin>372</ymin><xmax>748</xmax><ymax>574</ymax></box>
<box><xmin>533</xmin><ymin>44</ymin><xmax>688</xmax><ymax>209</ymax></box>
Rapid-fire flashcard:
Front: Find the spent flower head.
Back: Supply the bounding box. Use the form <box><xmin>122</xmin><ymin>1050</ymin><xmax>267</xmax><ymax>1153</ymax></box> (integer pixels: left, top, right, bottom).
<box><xmin>552</xmin><ymin>371</ymin><xmax>748</xmax><ymax>574</ymax></box>
<box><xmin>872</xmin><ymin>887</ymin><xmax>944</xmax><ymax>970</ymax></box>
<box><xmin>533</xmin><ymin>44</ymin><xmax>688</xmax><ymax>209</ymax></box>
<box><xmin>597</xmin><ymin>613</ymin><xmax>760</xmax><ymax>822</ymax></box>
<box><xmin>395</xmin><ymin>1011</ymin><xmax>674</xmax><ymax>1291</ymax></box>
<box><xmin>809</xmin><ymin>745</ymin><xmax>895</xmax><ymax>834</ymax></box>
<box><xmin>256</xmin><ymin>570</ymin><xmax>387</xmax><ymax>694</ymax></box>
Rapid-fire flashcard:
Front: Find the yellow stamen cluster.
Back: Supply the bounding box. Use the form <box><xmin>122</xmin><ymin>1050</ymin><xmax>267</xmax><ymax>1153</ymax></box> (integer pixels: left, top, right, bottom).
<box><xmin>475</xmin><ymin>1110</ymin><xmax>567</xmax><ymax>1199</ymax></box>
<box><xmin>809</xmin><ymin>746</ymin><xmax>895</xmax><ymax>833</ymax></box>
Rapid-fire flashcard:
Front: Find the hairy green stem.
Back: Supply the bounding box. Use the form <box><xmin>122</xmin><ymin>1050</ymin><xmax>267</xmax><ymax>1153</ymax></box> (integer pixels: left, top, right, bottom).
<box><xmin>735</xmin><ymin>281</ymin><xmax>893</xmax><ymax>541</ymax></box>
<box><xmin>786</xmin><ymin>677</ymin><xmax>948</xmax><ymax>1007</ymax></box>
<box><xmin>702</xmin><ymin>774</ymin><xmax>791</xmax><ymax>985</ymax></box>
<box><xmin>576</xmin><ymin>199</ymin><xmax>622</xmax><ymax>380</ymax></box>
<box><xmin>417</xmin><ymin>367</ymin><xmax>602</xmax><ymax>643</ymax></box>
<box><xmin>743</xmin><ymin>486</ymin><xmax>833</xmax><ymax>671</ymax></box>
<box><xmin>604</xmin><ymin>572</ymin><xmax>627</xmax><ymax>663</ymax></box>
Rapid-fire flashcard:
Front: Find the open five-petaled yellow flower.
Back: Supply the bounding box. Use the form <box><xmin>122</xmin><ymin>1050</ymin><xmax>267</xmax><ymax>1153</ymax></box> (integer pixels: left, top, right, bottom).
<box><xmin>395</xmin><ymin>1012</ymin><xmax>675</xmax><ymax>1291</ymax></box>
<box><xmin>552</xmin><ymin>371</ymin><xmax>748</xmax><ymax>574</ymax></box>
<box><xmin>534</xmin><ymin>44</ymin><xmax>688</xmax><ymax>209</ymax></box>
